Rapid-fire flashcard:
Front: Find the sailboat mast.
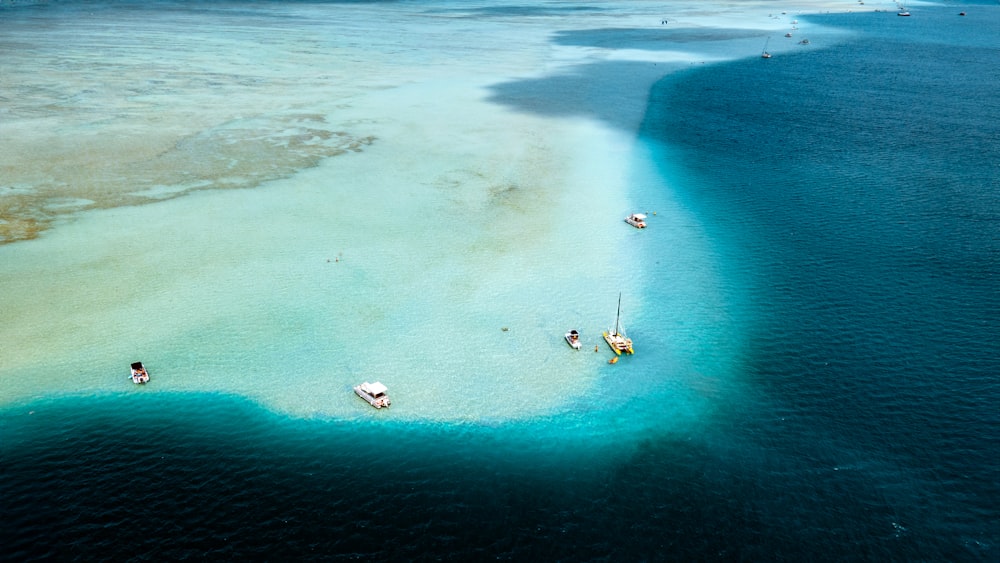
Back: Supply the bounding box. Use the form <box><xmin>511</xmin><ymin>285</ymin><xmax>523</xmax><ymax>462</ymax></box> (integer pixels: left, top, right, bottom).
<box><xmin>615</xmin><ymin>293</ymin><xmax>622</xmax><ymax>336</ymax></box>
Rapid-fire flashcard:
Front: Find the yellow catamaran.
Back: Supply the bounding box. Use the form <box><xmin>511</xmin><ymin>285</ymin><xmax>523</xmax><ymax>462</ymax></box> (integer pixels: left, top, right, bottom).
<box><xmin>603</xmin><ymin>293</ymin><xmax>634</xmax><ymax>355</ymax></box>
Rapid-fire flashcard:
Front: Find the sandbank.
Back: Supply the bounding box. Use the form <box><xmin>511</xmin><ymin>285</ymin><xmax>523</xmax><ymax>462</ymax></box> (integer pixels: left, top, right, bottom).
<box><xmin>0</xmin><ymin>0</ymin><xmax>894</xmax><ymax>422</ymax></box>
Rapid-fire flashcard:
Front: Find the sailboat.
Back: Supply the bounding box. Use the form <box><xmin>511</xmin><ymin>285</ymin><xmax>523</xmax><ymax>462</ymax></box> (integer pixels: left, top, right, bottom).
<box><xmin>761</xmin><ymin>37</ymin><xmax>772</xmax><ymax>58</ymax></box>
<box><xmin>603</xmin><ymin>293</ymin><xmax>634</xmax><ymax>355</ymax></box>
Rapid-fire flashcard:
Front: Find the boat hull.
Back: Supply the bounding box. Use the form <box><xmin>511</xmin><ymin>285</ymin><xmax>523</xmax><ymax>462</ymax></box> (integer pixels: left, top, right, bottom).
<box><xmin>354</xmin><ymin>385</ymin><xmax>390</xmax><ymax>409</ymax></box>
<box><xmin>565</xmin><ymin>331</ymin><xmax>582</xmax><ymax>349</ymax></box>
<box><xmin>129</xmin><ymin>361</ymin><xmax>149</xmax><ymax>384</ymax></box>
<box><xmin>625</xmin><ymin>213</ymin><xmax>647</xmax><ymax>228</ymax></box>
<box><xmin>603</xmin><ymin>331</ymin><xmax>634</xmax><ymax>355</ymax></box>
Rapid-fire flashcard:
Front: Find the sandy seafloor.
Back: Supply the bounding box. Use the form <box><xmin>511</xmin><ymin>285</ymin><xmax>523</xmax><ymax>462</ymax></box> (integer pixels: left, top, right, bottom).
<box><xmin>2</xmin><ymin>0</ymin><xmax>880</xmax><ymax>424</ymax></box>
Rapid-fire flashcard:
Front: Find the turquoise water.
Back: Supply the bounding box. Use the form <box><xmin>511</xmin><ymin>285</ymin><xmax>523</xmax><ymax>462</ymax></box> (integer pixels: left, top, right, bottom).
<box><xmin>2</xmin><ymin>1</ymin><xmax>998</xmax><ymax>560</ymax></box>
<box><xmin>1</xmin><ymin>0</ymin><xmax>668</xmax><ymax>423</ymax></box>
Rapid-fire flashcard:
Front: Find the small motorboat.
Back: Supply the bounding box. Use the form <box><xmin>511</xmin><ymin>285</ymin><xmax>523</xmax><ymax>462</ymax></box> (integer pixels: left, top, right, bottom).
<box><xmin>130</xmin><ymin>361</ymin><xmax>149</xmax><ymax>384</ymax></box>
<box><xmin>565</xmin><ymin>329</ymin><xmax>582</xmax><ymax>350</ymax></box>
<box><xmin>354</xmin><ymin>381</ymin><xmax>391</xmax><ymax>409</ymax></box>
<box><xmin>625</xmin><ymin>213</ymin><xmax>647</xmax><ymax>228</ymax></box>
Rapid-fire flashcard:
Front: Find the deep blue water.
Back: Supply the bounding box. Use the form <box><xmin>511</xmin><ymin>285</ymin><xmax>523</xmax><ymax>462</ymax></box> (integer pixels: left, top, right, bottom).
<box><xmin>3</xmin><ymin>4</ymin><xmax>999</xmax><ymax>561</ymax></box>
<box><xmin>639</xmin><ymin>5</ymin><xmax>1000</xmax><ymax>559</ymax></box>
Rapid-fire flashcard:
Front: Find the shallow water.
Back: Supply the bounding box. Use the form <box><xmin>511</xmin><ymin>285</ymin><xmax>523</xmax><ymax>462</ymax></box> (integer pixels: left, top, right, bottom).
<box><xmin>2</xmin><ymin>0</ymin><xmax>685</xmax><ymax>422</ymax></box>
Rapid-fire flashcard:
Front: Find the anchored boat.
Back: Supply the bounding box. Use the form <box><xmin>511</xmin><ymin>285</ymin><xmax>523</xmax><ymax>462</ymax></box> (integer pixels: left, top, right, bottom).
<box><xmin>761</xmin><ymin>37</ymin><xmax>772</xmax><ymax>58</ymax></box>
<box><xmin>354</xmin><ymin>381</ymin><xmax>391</xmax><ymax>409</ymax></box>
<box><xmin>129</xmin><ymin>361</ymin><xmax>149</xmax><ymax>384</ymax></box>
<box><xmin>625</xmin><ymin>213</ymin><xmax>647</xmax><ymax>228</ymax></box>
<box><xmin>565</xmin><ymin>329</ymin><xmax>582</xmax><ymax>349</ymax></box>
<box><xmin>603</xmin><ymin>293</ymin><xmax>634</xmax><ymax>355</ymax></box>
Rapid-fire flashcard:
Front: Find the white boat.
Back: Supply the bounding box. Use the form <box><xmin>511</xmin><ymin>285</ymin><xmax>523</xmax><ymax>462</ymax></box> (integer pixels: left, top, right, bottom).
<box><xmin>625</xmin><ymin>213</ymin><xmax>647</xmax><ymax>228</ymax></box>
<box><xmin>565</xmin><ymin>329</ymin><xmax>582</xmax><ymax>349</ymax></box>
<box><xmin>761</xmin><ymin>37</ymin><xmax>772</xmax><ymax>59</ymax></box>
<box><xmin>602</xmin><ymin>294</ymin><xmax>634</xmax><ymax>355</ymax></box>
<box><xmin>354</xmin><ymin>381</ymin><xmax>391</xmax><ymax>409</ymax></box>
<box><xmin>129</xmin><ymin>361</ymin><xmax>149</xmax><ymax>384</ymax></box>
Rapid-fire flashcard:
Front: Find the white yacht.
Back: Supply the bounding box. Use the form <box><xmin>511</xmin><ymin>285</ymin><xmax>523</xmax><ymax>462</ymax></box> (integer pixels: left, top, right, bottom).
<box><xmin>130</xmin><ymin>361</ymin><xmax>150</xmax><ymax>384</ymax></box>
<box><xmin>354</xmin><ymin>381</ymin><xmax>391</xmax><ymax>409</ymax></box>
<box><xmin>625</xmin><ymin>213</ymin><xmax>647</xmax><ymax>228</ymax></box>
<box><xmin>565</xmin><ymin>329</ymin><xmax>582</xmax><ymax>349</ymax></box>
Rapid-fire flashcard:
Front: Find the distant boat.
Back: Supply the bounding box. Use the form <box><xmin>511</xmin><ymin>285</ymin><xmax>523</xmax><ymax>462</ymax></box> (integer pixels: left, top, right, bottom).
<box><xmin>761</xmin><ymin>37</ymin><xmax>772</xmax><ymax>59</ymax></box>
<box><xmin>129</xmin><ymin>361</ymin><xmax>149</xmax><ymax>384</ymax></box>
<box><xmin>354</xmin><ymin>381</ymin><xmax>391</xmax><ymax>409</ymax></box>
<box><xmin>625</xmin><ymin>213</ymin><xmax>647</xmax><ymax>228</ymax></box>
<box><xmin>565</xmin><ymin>329</ymin><xmax>582</xmax><ymax>349</ymax></box>
<box><xmin>897</xmin><ymin>10</ymin><xmax>910</xmax><ymax>16</ymax></box>
<box><xmin>603</xmin><ymin>293</ymin><xmax>634</xmax><ymax>355</ymax></box>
